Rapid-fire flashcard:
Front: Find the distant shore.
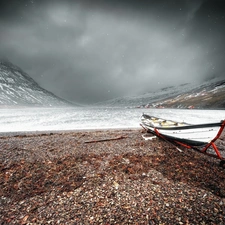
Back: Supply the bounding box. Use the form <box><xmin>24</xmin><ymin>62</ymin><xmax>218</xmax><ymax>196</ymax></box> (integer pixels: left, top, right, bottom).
<box><xmin>0</xmin><ymin>129</ymin><xmax>225</xmax><ymax>224</ymax></box>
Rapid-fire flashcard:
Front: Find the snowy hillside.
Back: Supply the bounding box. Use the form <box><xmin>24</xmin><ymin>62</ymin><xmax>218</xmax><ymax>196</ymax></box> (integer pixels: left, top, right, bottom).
<box><xmin>96</xmin><ymin>78</ymin><xmax>225</xmax><ymax>109</ymax></box>
<box><xmin>0</xmin><ymin>61</ymin><xmax>71</xmax><ymax>107</ymax></box>
<box><xmin>152</xmin><ymin>79</ymin><xmax>225</xmax><ymax>109</ymax></box>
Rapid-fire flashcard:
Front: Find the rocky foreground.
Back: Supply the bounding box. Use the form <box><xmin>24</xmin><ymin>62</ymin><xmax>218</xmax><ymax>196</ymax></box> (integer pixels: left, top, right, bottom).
<box><xmin>0</xmin><ymin>129</ymin><xmax>225</xmax><ymax>224</ymax></box>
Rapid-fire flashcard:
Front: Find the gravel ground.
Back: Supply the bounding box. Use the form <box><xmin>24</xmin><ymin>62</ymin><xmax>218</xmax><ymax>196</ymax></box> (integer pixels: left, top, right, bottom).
<box><xmin>0</xmin><ymin>129</ymin><xmax>225</xmax><ymax>224</ymax></box>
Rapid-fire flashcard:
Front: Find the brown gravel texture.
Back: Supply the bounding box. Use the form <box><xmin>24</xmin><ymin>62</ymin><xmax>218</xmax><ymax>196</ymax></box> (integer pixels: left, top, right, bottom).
<box><xmin>0</xmin><ymin>128</ymin><xmax>225</xmax><ymax>225</ymax></box>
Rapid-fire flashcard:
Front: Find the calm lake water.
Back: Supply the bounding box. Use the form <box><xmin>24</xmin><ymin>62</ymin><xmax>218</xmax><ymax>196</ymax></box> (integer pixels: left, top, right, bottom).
<box><xmin>0</xmin><ymin>107</ymin><xmax>224</xmax><ymax>133</ymax></box>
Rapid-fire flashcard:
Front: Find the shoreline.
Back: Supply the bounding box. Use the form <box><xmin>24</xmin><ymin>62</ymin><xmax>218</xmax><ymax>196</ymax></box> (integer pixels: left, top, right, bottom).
<box><xmin>0</xmin><ymin>127</ymin><xmax>141</xmax><ymax>137</ymax></box>
<box><xmin>0</xmin><ymin>129</ymin><xmax>225</xmax><ymax>224</ymax></box>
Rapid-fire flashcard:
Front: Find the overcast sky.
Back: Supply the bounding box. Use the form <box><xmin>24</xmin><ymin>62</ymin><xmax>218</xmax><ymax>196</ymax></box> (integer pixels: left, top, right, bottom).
<box><xmin>0</xmin><ymin>0</ymin><xmax>225</xmax><ymax>103</ymax></box>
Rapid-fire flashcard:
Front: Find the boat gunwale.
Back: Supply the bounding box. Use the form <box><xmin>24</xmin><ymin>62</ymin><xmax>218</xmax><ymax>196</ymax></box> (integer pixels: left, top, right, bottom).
<box><xmin>145</xmin><ymin>122</ymin><xmax>224</xmax><ymax>131</ymax></box>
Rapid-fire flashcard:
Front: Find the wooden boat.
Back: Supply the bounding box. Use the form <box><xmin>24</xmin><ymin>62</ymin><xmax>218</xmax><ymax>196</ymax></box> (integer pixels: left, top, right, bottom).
<box><xmin>141</xmin><ymin>114</ymin><xmax>225</xmax><ymax>165</ymax></box>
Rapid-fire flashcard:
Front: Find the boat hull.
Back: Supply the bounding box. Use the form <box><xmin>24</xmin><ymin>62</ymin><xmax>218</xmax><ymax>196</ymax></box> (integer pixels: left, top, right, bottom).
<box><xmin>141</xmin><ymin>114</ymin><xmax>223</xmax><ymax>146</ymax></box>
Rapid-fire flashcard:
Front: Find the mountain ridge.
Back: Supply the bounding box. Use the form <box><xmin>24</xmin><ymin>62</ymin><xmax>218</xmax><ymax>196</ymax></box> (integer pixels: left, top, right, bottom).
<box><xmin>0</xmin><ymin>60</ymin><xmax>72</xmax><ymax>107</ymax></box>
<box><xmin>95</xmin><ymin>77</ymin><xmax>225</xmax><ymax>109</ymax></box>
<box><xmin>1</xmin><ymin>60</ymin><xmax>224</xmax><ymax>109</ymax></box>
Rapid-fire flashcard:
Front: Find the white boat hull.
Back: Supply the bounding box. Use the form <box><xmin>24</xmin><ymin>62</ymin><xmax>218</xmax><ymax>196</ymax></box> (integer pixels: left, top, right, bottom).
<box><xmin>141</xmin><ymin>114</ymin><xmax>223</xmax><ymax>146</ymax></box>
<box><xmin>152</xmin><ymin>126</ymin><xmax>220</xmax><ymax>145</ymax></box>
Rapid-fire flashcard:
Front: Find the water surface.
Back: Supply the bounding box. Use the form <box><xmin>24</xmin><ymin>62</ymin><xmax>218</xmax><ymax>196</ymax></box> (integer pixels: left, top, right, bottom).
<box><xmin>0</xmin><ymin>107</ymin><xmax>224</xmax><ymax>133</ymax></box>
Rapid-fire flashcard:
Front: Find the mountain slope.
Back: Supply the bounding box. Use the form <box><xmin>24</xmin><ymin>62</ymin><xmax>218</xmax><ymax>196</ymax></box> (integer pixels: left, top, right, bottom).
<box><xmin>0</xmin><ymin>61</ymin><xmax>71</xmax><ymax>107</ymax></box>
<box><xmin>154</xmin><ymin>79</ymin><xmax>225</xmax><ymax>109</ymax></box>
<box><xmin>96</xmin><ymin>78</ymin><xmax>225</xmax><ymax>109</ymax></box>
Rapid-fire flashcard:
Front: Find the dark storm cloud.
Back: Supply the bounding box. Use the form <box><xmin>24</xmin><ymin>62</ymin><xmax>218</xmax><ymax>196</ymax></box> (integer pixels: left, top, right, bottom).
<box><xmin>0</xmin><ymin>0</ymin><xmax>225</xmax><ymax>103</ymax></box>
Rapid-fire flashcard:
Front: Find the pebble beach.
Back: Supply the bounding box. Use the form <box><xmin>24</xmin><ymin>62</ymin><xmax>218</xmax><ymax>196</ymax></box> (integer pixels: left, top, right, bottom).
<box><xmin>0</xmin><ymin>128</ymin><xmax>225</xmax><ymax>224</ymax></box>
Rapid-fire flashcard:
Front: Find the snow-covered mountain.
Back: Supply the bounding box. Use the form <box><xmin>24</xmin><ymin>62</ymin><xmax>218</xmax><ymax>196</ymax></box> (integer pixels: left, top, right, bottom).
<box><xmin>1</xmin><ymin>60</ymin><xmax>224</xmax><ymax>109</ymax></box>
<box><xmin>152</xmin><ymin>79</ymin><xmax>225</xmax><ymax>109</ymax></box>
<box><xmin>0</xmin><ymin>60</ymin><xmax>71</xmax><ymax>107</ymax></box>
<box><xmin>96</xmin><ymin>78</ymin><xmax>225</xmax><ymax>109</ymax></box>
